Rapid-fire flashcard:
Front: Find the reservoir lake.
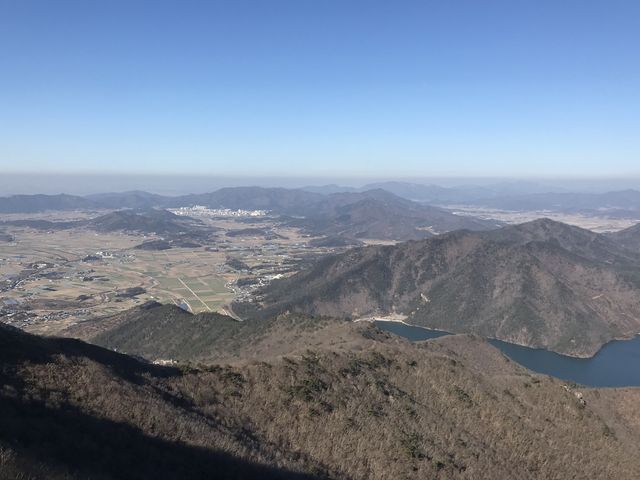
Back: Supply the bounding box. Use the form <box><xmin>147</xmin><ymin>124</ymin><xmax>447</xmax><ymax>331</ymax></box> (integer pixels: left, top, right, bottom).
<box><xmin>374</xmin><ymin>321</ymin><xmax>640</xmax><ymax>388</ymax></box>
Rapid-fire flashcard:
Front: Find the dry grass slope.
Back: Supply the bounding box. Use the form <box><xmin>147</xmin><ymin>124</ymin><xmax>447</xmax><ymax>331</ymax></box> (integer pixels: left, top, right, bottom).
<box><xmin>1</xmin><ymin>321</ymin><xmax>640</xmax><ymax>479</ymax></box>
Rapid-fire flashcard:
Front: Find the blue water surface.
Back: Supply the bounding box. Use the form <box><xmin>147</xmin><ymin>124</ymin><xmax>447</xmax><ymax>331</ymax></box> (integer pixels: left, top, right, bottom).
<box><xmin>374</xmin><ymin>321</ymin><xmax>640</xmax><ymax>387</ymax></box>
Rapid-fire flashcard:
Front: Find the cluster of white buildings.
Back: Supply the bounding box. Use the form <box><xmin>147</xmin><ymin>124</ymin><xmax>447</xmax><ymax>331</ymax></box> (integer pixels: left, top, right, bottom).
<box><xmin>169</xmin><ymin>205</ymin><xmax>268</xmax><ymax>218</ymax></box>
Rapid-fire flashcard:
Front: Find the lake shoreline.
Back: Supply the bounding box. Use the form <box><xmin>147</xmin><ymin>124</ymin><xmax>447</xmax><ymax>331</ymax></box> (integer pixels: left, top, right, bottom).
<box><xmin>366</xmin><ymin>318</ymin><xmax>640</xmax><ymax>360</ymax></box>
<box><xmin>373</xmin><ymin>320</ymin><xmax>640</xmax><ymax>388</ymax></box>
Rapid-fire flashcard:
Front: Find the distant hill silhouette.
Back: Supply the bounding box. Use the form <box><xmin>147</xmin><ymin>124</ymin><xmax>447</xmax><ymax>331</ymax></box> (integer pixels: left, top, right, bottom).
<box><xmin>0</xmin><ymin>209</ymin><xmax>206</xmax><ymax>236</ymax></box>
<box><xmin>0</xmin><ymin>193</ymin><xmax>95</xmax><ymax>213</ymax></box>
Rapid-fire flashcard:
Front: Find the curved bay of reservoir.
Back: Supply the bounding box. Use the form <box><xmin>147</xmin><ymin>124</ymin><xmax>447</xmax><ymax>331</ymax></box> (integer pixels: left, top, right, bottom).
<box><xmin>374</xmin><ymin>321</ymin><xmax>640</xmax><ymax>388</ymax></box>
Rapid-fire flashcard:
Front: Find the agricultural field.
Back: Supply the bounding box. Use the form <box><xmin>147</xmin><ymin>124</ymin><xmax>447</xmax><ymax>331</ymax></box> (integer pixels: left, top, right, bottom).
<box><xmin>0</xmin><ymin>215</ymin><xmax>344</xmax><ymax>336</ymax></box>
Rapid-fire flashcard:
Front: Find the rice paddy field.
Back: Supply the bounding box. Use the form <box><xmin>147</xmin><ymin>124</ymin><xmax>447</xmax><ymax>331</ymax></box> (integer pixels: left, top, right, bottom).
<box><xmin>0</xmin><ymin>215</ymin><xmax>339</xmax><ymax>336</ymax></box>
<box><xmin>0</xmin><ymin>228</ymin><xmax>238</xmax><ymax>333</ymax></box>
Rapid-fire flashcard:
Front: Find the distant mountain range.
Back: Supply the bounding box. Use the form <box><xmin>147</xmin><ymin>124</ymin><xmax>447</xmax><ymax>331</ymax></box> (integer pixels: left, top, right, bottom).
<box><xmin>303</xmin><ymin>180</ymin><xmax>568</xmax><ymax>203</ymax></box>
<box><xmin>242</xmin><ymin>218</ymin><xmax>640</xmax><ymax>357</ymax></box>
<box><xmin>3</xmin><ymin>182</ymin><xmax>640</xmax><ymax>218</ymax></box>
<box><xmin>0</xmin><ymin>193</ymin><xmax>95</xmax><ymax>213</ymax></box>
<box><xmin>0</xmin><ymin>187</ymin><xmax>500</xmax><ymax>241</ymax></box>
<box><xmin>4</xmin><ymin>184</ymin><xmax>640</xmax><ymax>245</ymax></box>
<box><xmin>0</xmin><ymin>209</ymin><xmax>204</xmax><ymax>236</ymax></box>
<box><xmin>85</xmin><ymin>190</ymin><xmax>168</xmax><ymax>209</ymax></box>
<box><xmin>303</xmin><ymin>182</ymin><xmax>640</xmax><ymax>217</ymax></box>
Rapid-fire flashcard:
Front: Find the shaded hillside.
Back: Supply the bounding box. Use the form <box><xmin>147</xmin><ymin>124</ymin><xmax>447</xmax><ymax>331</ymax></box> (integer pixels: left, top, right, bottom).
<box><xmin>70</xmin><ymin>302</ymin><xmax>350</xmax><ymax>364</ymax></box>
<box><xmin>609</xmin><ymin>222</ymin><xmax>640</xmax><ymax>251</ymax></box>
<box><xmin>486</xmin><ymin>218</ymin><xmax>640</xmax><ymax>265</ymax></box>
<box><xmin>0</xmin><ymin>323</ymin><xmax>322</xmax><ymax>480</ymax></box>
<box><xmin>87</xmin><ymin>303</ymin><xmax>263</xmax><ymax>362</ymax></box>
<box><xmin>245</xmin><ymin>219</ymin><xmax>640</xmax><ymax>357</ymax></box>
<box><xmin>86</xmin><ymin>209</ymin><xmax>201</xmax><ymax>235</ymax></box>
<box><xmin>0</xmin><ymin>219</ymin><xmax>78</xmax><ymax>230</ymax></box>
<box><xmin>3</xmin><ymin>321</ymin><xmax>640</xmax><ymax>479</ymax></box>
<box><xmin>292</xmin><ymin>203</ymin><xmax>476</xmax><ymax>240</ymax></box>
<box><xmin>287</xmin><ymin>189</ymin><xmax>500</xmax><ymax>241</ymax></box>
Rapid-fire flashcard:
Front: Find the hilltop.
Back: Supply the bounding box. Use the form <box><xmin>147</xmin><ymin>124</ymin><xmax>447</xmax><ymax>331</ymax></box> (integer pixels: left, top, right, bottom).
<box><xmin>65</xmin><ymin>302</ymin><xmax>354</xmax><ymax>365</ymax></box>
<box><xmin>288</xmin><ymin>190</ymin><xmax>499</xmax><ymax>240</ymax></box>
<box><xmin>86</xmin><ymin>209</ymin><xmax>202</xmax><ymax>235</ymax></box>
<box><xmin>243</xmin><ymin>219</ymin><xmax>640</xmax><ymax>357</ymax></box>
<box><xmin>3</xmin><ymin>318</ymin><xmax>640</xmax><ymax>479</ymax></box>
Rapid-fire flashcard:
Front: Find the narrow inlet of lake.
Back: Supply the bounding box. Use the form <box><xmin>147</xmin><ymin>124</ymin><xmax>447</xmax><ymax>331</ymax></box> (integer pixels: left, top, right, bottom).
<box><xmin>374</xmin><ymin>321</ymin><xmax>640</xmax><ymax>388</ymax></box>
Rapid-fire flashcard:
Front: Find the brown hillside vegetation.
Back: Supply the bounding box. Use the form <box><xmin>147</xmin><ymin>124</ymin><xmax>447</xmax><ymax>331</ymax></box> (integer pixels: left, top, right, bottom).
<box><xmin>610</xmin><ymin>222</ymin><xmax>640</xmax><ymax>251</ymax></box>
<box><xmin>2</xmin><ymin>321</ymin><xmax>640</xmax><ymax>479</ymax></box>
<box><xmin>245</xmin><ymin>219</ymin><xmax>640</xmax><ymax>357</ymax></box>
<box><xmin>67</xmin><ymin>303</ymin><xmax>358</xmax><ymax>364</ymax></box>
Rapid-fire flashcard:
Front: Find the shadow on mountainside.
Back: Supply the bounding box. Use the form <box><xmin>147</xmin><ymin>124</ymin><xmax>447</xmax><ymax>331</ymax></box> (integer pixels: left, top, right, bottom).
<box><xmin>0</xmin><ymin>324</ymin><xmax>179</xmax><ymax>384</ymax></box>
<box><xmin>0</xmin><ymin>394</ymin><xmax>323</xmax><ymax>480</ymax></box>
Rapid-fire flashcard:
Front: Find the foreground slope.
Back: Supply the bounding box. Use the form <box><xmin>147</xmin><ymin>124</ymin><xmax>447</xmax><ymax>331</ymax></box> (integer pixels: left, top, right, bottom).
<box><xmin>3</xmin><ymin>320</ymin><xmax>640</xmax><ymax>480</ymax></box>
<box><xmin>0</xmin><ymin>323</ymin><xmax>320</xmax><ymax>480</ymax></box>
<box><xmin>244</xmin><ymin>219</ymin><xmax>640</xmax><ymax>357</ymax></box>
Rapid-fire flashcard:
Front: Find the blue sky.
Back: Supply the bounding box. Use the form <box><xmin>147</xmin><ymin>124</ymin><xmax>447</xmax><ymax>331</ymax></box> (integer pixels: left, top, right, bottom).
<box><xmin>1</xmin><ymin>0</ymin><xmax>639</xmax><ymax>177</ymax></box>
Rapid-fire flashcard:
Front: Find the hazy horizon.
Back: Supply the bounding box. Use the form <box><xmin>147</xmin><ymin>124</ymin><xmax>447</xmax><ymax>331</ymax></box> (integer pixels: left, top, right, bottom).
<box><xmin>2</xmin><ymin>1</ymin><xmax>639</xmax><ymax>178</ymax></box>
<box><xmin>3</xmin><ymin>172</ymin><xmax>640</xmax><ymax>196</ymax></box>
